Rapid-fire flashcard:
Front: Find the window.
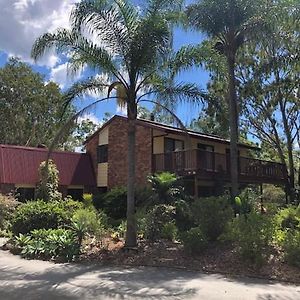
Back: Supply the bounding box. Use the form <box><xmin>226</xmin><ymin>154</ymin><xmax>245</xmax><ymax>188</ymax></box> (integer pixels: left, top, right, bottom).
<box><xmin>67</xmin><ymin>189</ymin><xmax>83</xmax><ymax>201</ymax></box>
<box><xmin>164</xmin><ymin>138</ymin><xmax>184</xmax><ymax>153</ymax></box>
<box><xmin>97</xmin><ymin>145</ymin><xmax>108</xmax><ymax>163</ymax></box>
<box><xmin>16</xmin><ymin>188</ymin><xmax>35</xmax><ymax>202</ymax></box>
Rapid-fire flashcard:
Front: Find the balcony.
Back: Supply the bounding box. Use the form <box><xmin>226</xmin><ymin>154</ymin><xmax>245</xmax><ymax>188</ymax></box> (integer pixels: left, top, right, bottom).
<box><xmin>152</xmin><ymin>149</ymin><xmax>287</xmax><ymax>184</ymax></box>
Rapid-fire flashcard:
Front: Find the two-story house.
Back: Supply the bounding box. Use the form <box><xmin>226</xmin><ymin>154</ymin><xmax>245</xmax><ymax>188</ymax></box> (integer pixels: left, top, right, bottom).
<box><xmin>85</xmin><ymin>115</ymin><xmax>286</xmax><ymax>197</ymax></box>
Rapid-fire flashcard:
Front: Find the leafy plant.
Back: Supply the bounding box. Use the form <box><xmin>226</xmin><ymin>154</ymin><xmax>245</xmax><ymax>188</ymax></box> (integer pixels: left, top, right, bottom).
<box><xmin>192</xmin><ymin>196</ymin><xmax>233</xmax><ymax>241</ymax></box>
<box><xmin>145</xmin><ymin>204</ymin><xmax>176</xmax><ymax>241</ymax></box>
<box><xmin>275</xmin><ymin>205</ymin><xmax>300</xmax><ymax>230</ymax></box>
<box><xmin>35</xmin><ymin>160</ymin><xmax>62</xmax><ymax>202</ymax></box>
<box><xmin>82</xmin><ymin>193</ymin><xmax>93</xmax><ymax>208</ymax></box>
<box><xmin>281</xmin><ymin>229</ymin><xmax>300</xmax><ymax>267</ymax></box>
<box><xmin>229</xmin><ymin>212</ymin><xmax>275</xmax><ymax>266</ymax></box>
<box><xmin>147</xmin><ymin>172</ymin><xmax>184</xmax><ymax>204</ymax></box>
<box><xmin>181</xmin><ymin>227</ymin><xmax>208</xmax><ymax>255</ymax></box>
<box><xmin>0</xmin><ymin>194</ymin><xmax>19</xmax><ymax>233</ymax></box>
<box><xmin>161</xmin><ymin>222</ymin><xmax>178</xmax><ymax>241</ymax></box>
<box><xmin>18</xmin><ymin>228</ymin><xmax>79</xmax><ymax>261</ymax></box>
<box><xmin>11</xmin><ymin>199</ymin><xmax>83</xmax><ymax>235</ymax></box>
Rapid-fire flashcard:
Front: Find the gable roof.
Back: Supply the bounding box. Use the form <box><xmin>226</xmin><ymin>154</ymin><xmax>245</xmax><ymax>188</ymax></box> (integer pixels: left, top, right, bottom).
<box><xmin>0</xmin><ymin>144</ymin><xmax>96</xmax><ymax>186</ymax></box>
<box><xmin>84</xmin><ymin>115</ymin><xmax>259</xmax><ymax>150</ymax></box>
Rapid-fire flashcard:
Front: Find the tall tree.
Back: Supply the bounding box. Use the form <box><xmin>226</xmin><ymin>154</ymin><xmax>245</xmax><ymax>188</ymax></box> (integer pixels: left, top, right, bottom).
<box><xmin>31</xmin><ymin>0</ymin><xmax>204</xmax><ymax>247</ymax></box>
<box><xmin>239</xmin><ymin>0</ymin><xmax>300</xmax><ymax>199</ymax></box>
<box><xmin>0</xmin><ymin>58</ymin><xmax>75</xmax><ymax>147</ymax></box>
<box><xmin>186</xmin><ymin>0</ymin><xmax>264</xmax><ymax>196</ymax></box>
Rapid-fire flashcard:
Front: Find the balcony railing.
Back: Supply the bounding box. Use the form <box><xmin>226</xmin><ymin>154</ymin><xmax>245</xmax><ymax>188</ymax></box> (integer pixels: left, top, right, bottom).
<box><xmin>152</xmin><ymin>149</ymin><xmax>287</xmax><ymax>184</ymax></box>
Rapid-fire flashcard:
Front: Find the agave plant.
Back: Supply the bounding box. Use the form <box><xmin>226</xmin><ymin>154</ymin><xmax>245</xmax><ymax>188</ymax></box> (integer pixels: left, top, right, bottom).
<box><xmin>31</xmin><ymin>0</ymin><xmax>206</xmax><ymax>247</ymax></box>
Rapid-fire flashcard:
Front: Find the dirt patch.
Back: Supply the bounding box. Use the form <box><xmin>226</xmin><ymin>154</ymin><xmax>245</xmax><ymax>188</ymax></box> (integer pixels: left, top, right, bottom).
<box><xmin>80</xmin><ymin>238</ymin><xmax>300</xmax><ymax>284</ymax></box>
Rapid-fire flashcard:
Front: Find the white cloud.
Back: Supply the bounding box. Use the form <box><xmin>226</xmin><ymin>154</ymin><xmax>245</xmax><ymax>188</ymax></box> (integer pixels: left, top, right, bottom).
<box><xmin>0</xmin><ymin>0</ymin><xmax>79</xmax><ymax>67</ymax></box>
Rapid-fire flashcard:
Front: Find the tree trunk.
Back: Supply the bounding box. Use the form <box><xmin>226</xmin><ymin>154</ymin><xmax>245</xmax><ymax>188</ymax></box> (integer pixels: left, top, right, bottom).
<box><xmin>125</xmin><ymin>103</ymin><xmax>137</xmax><ymax>248</ymax></box>
<box><xmin>227</xmin><ymin>54</ymin><xmax>239</xmax><ymax>197</ymax></box>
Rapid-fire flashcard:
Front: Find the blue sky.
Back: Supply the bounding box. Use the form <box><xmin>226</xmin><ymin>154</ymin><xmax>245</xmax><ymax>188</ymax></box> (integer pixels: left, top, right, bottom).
<box><xmin>0</xmin><ymin>0</ymin><xmax>210</xmax><ymax>126</ymax></box>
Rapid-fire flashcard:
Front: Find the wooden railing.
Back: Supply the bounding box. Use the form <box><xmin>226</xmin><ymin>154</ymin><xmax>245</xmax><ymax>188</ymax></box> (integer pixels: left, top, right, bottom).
<box><xmin>152</xmin><ymin>149</ymin><xmax>286</xmax><ymax>184</ymax></box>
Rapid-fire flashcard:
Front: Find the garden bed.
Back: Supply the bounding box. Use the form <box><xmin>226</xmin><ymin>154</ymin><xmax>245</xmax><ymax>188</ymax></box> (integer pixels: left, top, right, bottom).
<box><xmin>80</xmin><ymin>238</ymin><xmax>300</xmax><ymax>284</ymax></box>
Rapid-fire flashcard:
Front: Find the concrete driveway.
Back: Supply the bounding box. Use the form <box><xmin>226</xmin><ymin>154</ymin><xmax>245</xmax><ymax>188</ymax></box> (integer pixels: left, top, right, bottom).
<box><xmin>0</xmin><ymin>249</ymin><xmax>299</xmax><ymax>300</ymax></box>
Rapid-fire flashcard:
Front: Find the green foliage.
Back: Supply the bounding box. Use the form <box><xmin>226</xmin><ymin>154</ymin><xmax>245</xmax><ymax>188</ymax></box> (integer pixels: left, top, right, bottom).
<box><xmin>0</xmin><ymin>58</ymin><xmax>75</xmax><ymax>147</ymax></box>
<box><xmin>275</xmin><ymin>205</ymin><xmax>300</xmax><ymax>230</ymax></box>
<box><xmin>281</xmin><ymin>230</ymin><xmax>300</xmax><ymax>268</ymax></box>
<box><xmin>161</xmin><ymin>222</ymin><xmax>178</xmax><ymax>241</ymax></box>
<box><xmin>173</xmin><ymin>199</ymin><xmax>194</xmax><ymax>232</ymax></box>
<box><xmin>147</xmin><ymin>172</ymin><xmax>184</xmax><ymax>204</ymax></box>
<box><xmin>71</xmin><ymin>208</ymin><xmax>106</xmax><ymax>245</ymax></box>
<box><xmin>11</xmin><ymin>199</ymin><xmax>83</xmax><ymax>235</ymax></box>
<box><xmin>82</xmin><ymin>193</ymin><xmax>94</xmax><ymax>208</ymax></box>
<box><xmin>145</xmin><ymin>204</ymin><xmax>176</xmax><ymax>241</ymax></box>
<box><xmin>15</xmin><ymin>228</ymin><xmax>79</xmax><ymax>261</ymax></box>
<box><xmin>192</xmin><ymin>196</ymin><xmax>233</xmax><ymax>241</ymax></box>
<box><xmin>181</xmin><ymin>227</ymin><xmax>208</xmax><ymax>255</ymax></box>
<box><xmin>262</xmin><ymin>185</ymin><xmax>286</xmax><ymax>204</ymax></box>
<box><xmin>228</xmin><ymin>212</ymin><xmax>275</xmax><ymax>266</ymax></box>
<box><xmin>35</xmin><ymin>160</ymin><xmax>62</xmax><ymax>202</ymax></box>
<box><xmin>93</xmin><ymin>187</ymin><xmax>127</xmax><ymax>220</ymax></box>
<box><xmin>0</xmin><ymin>194</ymin><xmax>19</xmax><ymax>233</ymax></box>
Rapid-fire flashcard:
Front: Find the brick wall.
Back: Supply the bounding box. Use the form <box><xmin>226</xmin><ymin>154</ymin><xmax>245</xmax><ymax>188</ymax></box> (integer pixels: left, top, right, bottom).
<box><xmin>85</xmin><ymin>134</ymin><xmax>98</xmax><ymax>179</ymax></box>
<box><xmin>108</xmin><ymin>118</ymin><xmax>152</xmax><ymax>188</ymax></box>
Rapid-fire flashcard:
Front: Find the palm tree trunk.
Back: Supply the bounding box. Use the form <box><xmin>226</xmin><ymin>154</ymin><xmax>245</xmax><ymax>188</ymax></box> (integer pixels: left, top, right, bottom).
<box><xmin>227</xmin><ymin>54</ymin><xmax>239</xmax><ymax>197</ymax></box>
<box><xmin>125</xmin><ymin>105</ymin><xmax>137</xmax><ymax>248</ymax></box>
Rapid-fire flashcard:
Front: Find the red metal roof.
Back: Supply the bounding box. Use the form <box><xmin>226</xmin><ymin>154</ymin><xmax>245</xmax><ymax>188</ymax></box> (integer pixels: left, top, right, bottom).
<box><xmin>0</xmin><ymin>145</ymin><xmax>96</xmax><ymax>186</ymax></box>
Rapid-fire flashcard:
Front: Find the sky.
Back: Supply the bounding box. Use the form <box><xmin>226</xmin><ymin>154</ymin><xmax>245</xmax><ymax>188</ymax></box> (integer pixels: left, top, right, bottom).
<box><xmin>0</xmin><ymin>0</ymin><xmax>210</xmax><ymax>126</ymax></box>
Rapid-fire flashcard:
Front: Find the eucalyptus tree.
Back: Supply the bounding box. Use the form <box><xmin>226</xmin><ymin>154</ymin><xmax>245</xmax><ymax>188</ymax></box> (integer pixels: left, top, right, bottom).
<box><xmin>239</xmin><ymin>0</ymin><xmax>300</xmax><ymax>199</ymax></box>
<box><xmin>185</xmin><ymin>0</ymin><xmax>264</xmax><ymax>196</ymax></box>
<box><xmin>31</xmin><ymin>0</ymin><xmax>204</xmax><ymax>247</ymax></box>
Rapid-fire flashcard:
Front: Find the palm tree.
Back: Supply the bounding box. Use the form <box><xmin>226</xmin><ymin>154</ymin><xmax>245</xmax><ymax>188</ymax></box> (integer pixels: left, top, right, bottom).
<box><xmin>186</xmin><ymin>0</ymin><xmax>263</xmax><ymax>196</ymax></box>
<box><xmin>31</xmin><ymin>0</ymin><xmax>204</xmax><ymax>247</ymax></box>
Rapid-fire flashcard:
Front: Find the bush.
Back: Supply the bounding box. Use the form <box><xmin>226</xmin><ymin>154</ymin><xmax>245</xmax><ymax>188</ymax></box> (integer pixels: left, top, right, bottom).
<box><xmin>11</xmin><ymin>199</ymin><xmax>83</xmax><ymax>235</ymax></box>
<box><xmin>192</xmin><ymin>196</ymin><xmax>233</xmax><ymax>241</ymax></box>
<box><xmin>93</xmin><ymin>187</ymin><xmax>127</xmax><ymax>220</ymax></box>
<box><xmin>0</xmin><ymin>194</ymin><xmax>19</xmax><ymax>233</ymax></box>
<box><xmin>262</xmin><ymin>185</ymin><xmax>286</xmax><ymax>204</ymax></box>
<box><xmin>281</xmin><ymin>230</ymin><xmax>300</xmax><ymax>267</ymax></box>
<box><xmin>71</xmin><ymin>208</ymin><xmax>106</xmax><ymax>245</ymax></box>
<box><xmin>181</xmin><ymin>227</ymin><xmax>208</xmax><ymax>255</ymax></box>
<box><xmin>145</xmin><ymin>204</ymin><xmax>176</xmax><ymax>241</ymax></box>
<box><xmin>174</xmin><ymin>199</ymin><xmax>194</xmax><ymax>232</ymax></box>
<box><xmin>275</xmin><ymin>205</ymin><xmax>300</xmax><ymax>230</ymax></box>
<box><xmin>229</xmin><ymin>212</ymin><xmax>275</xmax><ymax>266</ymax></box>
<box><xmin>15</xmin><ymin>228</ymin><xmax>79</xmax><ymax>261</ymax></box>
<box><xmin>161</xmin><ymin>222</ymin><xmax>178</xmax><ymax>241</ymax></box>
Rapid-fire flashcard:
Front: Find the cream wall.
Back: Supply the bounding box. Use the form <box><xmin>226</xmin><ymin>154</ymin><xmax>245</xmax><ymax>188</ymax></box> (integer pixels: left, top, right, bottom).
<box><xmin>97</xmin><ymin>126</ymin><xmax>109</xmax><ymax>187</ymax></box>
<box><xmin>97</xmin><ymin>163</ymin><xmax>108</xmax><ymax>187</ymax></box>
<box><xmin>152</xmin><ymin>131</ymin><xmax>250</xmax><ymax>156</ymax></box>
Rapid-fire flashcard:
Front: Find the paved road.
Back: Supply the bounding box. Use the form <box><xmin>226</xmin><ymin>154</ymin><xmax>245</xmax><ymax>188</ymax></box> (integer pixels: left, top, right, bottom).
<box><xmin>0</xmin><ymin>250</ymin><xmax>299</xmax><ymax>300</ymax></box>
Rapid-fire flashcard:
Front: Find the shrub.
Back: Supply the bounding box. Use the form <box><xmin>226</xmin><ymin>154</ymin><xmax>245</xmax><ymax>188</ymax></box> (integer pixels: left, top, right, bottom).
<box><xmin>15</xmin><ymin>228</ymin><xmax>79</xmax><ymax>261</ymax></box>
<box><xmin>229</xmin><ymin>212</ymin><xmax>275</xmax><ymax>266</ymax></box>
<box><xmin>147</xmin><ymin>172</ymin><xmax>184</xmax><ymax>204</ymax></box>
<box><xmin>145</xmin><ymin>204</ymin><xmax>176</xmax><ymax>241</ymax></box>
<box><xmin>281</xmin><ymin>230</ymin><xmax>300</xmax><ymax>267</ymax></box>
<box><xmin>82</xmin><ymin>193</ymin><xmax>93</xmax><ymax>208</ymax></box>
<box><xmin>262</xmin><ymin>185</ymin><xmax>286</xmax><ymax>204</ymax></box>
<box><xmin>192</xmin><ymin>196</ymin><xmax>233</xmax><ymax>241</ymax></box>
<box><xmin>71</xmin><ymin>208</ymin><xmax>106</xmax><ymax>245</ymax></box>
<box><xmin>174</xmin><ymin>199</ymin><xmax>194</xmax><ymax>232</ymax></box>
<box><xmin>11</xmin><ymin>199</ymin><xmax>83</xmax><ymax>235</ymax></box>
<box><xmin>181</xmin><ymin>227</ymin><xmax>208</xmax><ymax>255</ymax></box>
<box><xmin>275</xmin><ymin>205</ymin><xmax>300</xmax><ymax>230</ymax></box>
<box><xmin>0</xmin><ymin>194</ymin><xmax>19</xmax><ymax>233</ymax></box>
<box><xmin>93</xmin><ymin>187</ymin><xmax>127</xmax><ymax>220</ymax></box>
<box><xmin>161</xmin><ymin>222</ymin><xmax>178</xmax><ymax>241</ymax></box>
<box><xmin>35</xmin><ymin>160</ymin><xmax>62</xmax><ymax>202</ymax></box>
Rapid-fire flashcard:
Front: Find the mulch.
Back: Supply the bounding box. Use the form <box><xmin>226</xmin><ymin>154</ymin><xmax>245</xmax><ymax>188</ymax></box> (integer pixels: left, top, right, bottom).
<box><xmin>80</xmin><ymin>238</ymin><xmax>300</xmax><ymax>284</ymax></box>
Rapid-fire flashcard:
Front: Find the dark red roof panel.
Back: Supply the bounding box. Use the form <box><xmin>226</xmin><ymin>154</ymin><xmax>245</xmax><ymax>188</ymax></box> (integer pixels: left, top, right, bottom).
<box><xmin>0</xmin><ymin>145</ymin><xmax>96</xmax><ymax>186</ymax></box>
